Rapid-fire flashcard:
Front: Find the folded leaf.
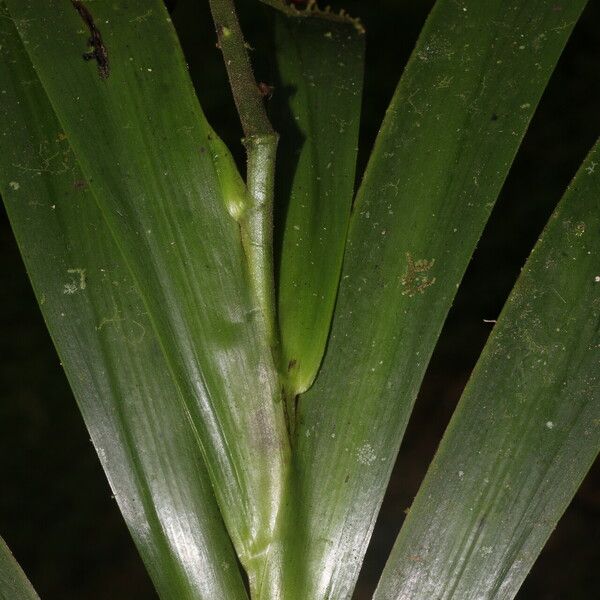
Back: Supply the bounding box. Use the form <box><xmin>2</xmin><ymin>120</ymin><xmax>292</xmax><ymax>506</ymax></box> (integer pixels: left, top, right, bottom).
<box><xmin>0</xmin><ymin>536</ymin><xmax>39</xmax><ymax>600</ymax></box>
<box><xmin>268</xmin><ymin>2</ymin><xmax>365</xmax><ymax>395</ymax></box>
<box><xmin>291</xmin><ymin>1</ymin><xmax>588</xmax><ymax>597</ymax></box>
<box><xmin>374</xmin><ymin>140</ymin><xmax>600</xmax><ymax>600</ymax></box>
<box><xmin>0</xmin><ymin>6</ymin><xmax>247</xmax><ymax>598</ymax></box>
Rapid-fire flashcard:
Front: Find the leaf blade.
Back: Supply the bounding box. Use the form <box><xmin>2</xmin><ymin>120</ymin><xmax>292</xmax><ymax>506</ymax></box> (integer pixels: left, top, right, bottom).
<box><xmin>0</xmin><ymin>6</ymin><xmax>247</xmax><ymax>598</ymax></box>
<box><xmin>290</xmin><ymin>1</ymin><xmax>589</xmax><ymax>597</ymax></box>
<box><xmin>269</xmin><ymin>4</ymin><xmax>365</xmax><ymax>394</ymax></box>
<box><xmin>3</xmin><ymin>0</ymin><xmax>290</xmax><ymax>580</ymax></box>
<box><xmin>374</xmin><ymin>140</ymin><xmax>600</xmax><ymax>600</ymax></box>
<box><xmin>0</xmin><ymin>537</ymin><xmax>39</xmax><ymax>600</ymax></box>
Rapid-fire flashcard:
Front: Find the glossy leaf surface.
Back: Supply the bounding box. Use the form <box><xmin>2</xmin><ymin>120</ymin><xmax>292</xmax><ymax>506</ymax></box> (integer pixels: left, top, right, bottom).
<box><xmin>374</xmin><ymin>140</ymin><xmax>600</xmax><ymax>600</ymax></box>
<box><xmin>3</xmin><ymin>0</ymin><xmax>290</xmax><ymax>584</ymax></box>
<box><xmin>291</xmin><ymin>1</ymin><xmax>589</xmax><ymax>598</ymax></box>
<box><xmin>269</xmin><ymin>5</ymin><xmax>364</xmax><ymax>394</ymax></box>
<box><xmin>0</xmin><ymin>537</ymin><xmax>39</xmax><ymax>600</ymax></box>
<box><xmin>0</xmin><ymin>5</ymin><xmax>247</xmax><ymax>599</ymax></box>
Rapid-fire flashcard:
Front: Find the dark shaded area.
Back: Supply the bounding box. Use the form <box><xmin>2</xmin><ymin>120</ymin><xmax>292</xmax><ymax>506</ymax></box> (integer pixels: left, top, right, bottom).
<box><xmin>0</xmin><ymin>1</ymin><xmax>598</xmax><ymax>598</ymax></box>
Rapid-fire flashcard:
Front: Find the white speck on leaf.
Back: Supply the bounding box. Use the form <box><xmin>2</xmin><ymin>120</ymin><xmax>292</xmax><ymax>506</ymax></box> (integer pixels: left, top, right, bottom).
<box><xmin>63</xmin><ymin>282</ymin><xmax>78</xmax><ymax>295</ymax></box>
<box><xmin>9</xmin><ymin>181</ymin><xmax>20</xmax><ymax>190</ymax></box>
<box><xmin>357</xmin><ymin>444</ymin><xmax>376</xmax><ymax>465</ymax></box>
<box><xmin>63</xmin><ymin>268</ymin><xmax>86</xmax><ymax>295</ymax></box>
<box><xmin>546</xmin><ymin>421</ymin><xmax>554</xmax><ymax>429</ymax></box>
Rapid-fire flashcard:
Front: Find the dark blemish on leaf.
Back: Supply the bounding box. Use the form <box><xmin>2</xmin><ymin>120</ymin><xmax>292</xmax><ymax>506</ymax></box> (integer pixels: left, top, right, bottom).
<box><xmin>71</xmin><ymin>0</ymin><xmax>109</xmax><ymax>79</ymax></box>
<box><xmin>287</xmin><ymin>358</ymin><xmax>297</xmax><ymax>371</ymax></box>
<box><xmin>199</xmin><ymin>146</ymin><xmax>206</xmax><ymax>154</ymax></box>
<box><xmin>73</xmin><ymin>179</ymin><xmax>87</xmax><ymax>190</ymax></box>
<box><xmin>401</xmin><ymin>252</ymin><xmax>435</xmax><ymax>297</ymax></box>
<box><xmin>207</xmin><ymin>133</ymin><xmax>213</xmax><ymax>141</ymax></box>
<box><xmin>491</xmin><ymin>113</ymin><xmax>499</xmax><ymax>121</ymax></box>
<box><xmin>344</xmin><ymin>474</ymin><xmax>349</xmax><ymax>483</ymax></box>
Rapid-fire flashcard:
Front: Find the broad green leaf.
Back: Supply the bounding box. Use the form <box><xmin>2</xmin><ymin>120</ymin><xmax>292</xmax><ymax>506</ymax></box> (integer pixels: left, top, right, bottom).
<box><xmin>290</xmin><ymin>1</ymin><xmax>588</xmax><ymax>597</ymax></box>
<box><xmin>267</xmin><ymin>1</ymin><xmax>365</xmax><ymax>395</ymax></box>
<box><xmin>2</xmin><ymin>0</ymin><xmax>290</xmax><ymax>589</ymax></box>
<box><xmin>0</xmin><ymin>536</ymin><xmax>39</xmax><ymax>600</ymax></box>
<box><xmin>0</xmin><ymin>7</ymin><xmax>246</xmax><ymax>599</ymax></box>
<box><xmin>374</xmin><ymin>141</ymin><xmax>600</xmax><ymax>600</ymax></box>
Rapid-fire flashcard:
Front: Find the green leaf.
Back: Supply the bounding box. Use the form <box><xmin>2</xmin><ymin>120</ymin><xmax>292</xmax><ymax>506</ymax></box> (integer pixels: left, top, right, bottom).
<box><xmin>266</xmin><ymin>0</ymin><xmax>365</xmax><ymax>396</ymax></box>
<box><xmin>289</xmin><ymin>1</ymin><xmax>588</xmax><ymax>597</ymax></box>
<box><xmin>0</xmin><ymin>6</ymin><xmax>246</xmax><ymax>599</ymax></box>
<box><xmin>374</xmin><ymin>140</ymin><xmax>600</xmax><ymax>600</ymax></box>
<box><xmin>2</xmin><ymin>0</ymin><xmax>291</xmax><ymax>591</ymax></box>
<box><xmin>0</xmin><ymin>536</ymin><xmax>39</xmax><ymax>600</ymax></box>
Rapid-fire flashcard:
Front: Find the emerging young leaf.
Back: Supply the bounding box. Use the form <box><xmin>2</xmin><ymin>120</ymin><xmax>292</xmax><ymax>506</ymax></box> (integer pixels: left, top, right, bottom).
<box><xmin>374</xmin><ymin>139</ymin><xmax>600</xmax><ymax>600</ymax></box>
<box><xmin>267</xmin><ymin>2</ymin><xmax>365</xmax><ymax>395</ymax></box>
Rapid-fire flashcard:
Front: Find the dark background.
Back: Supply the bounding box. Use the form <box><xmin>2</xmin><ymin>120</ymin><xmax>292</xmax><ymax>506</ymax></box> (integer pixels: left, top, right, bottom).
<box><xmin>1</xmin><ymin>0</ymin><xmax>599</xmax><ymax>598</ymax></box>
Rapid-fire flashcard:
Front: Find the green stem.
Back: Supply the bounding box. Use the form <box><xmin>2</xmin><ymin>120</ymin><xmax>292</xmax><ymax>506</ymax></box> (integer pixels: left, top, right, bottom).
<box><xmin>207</xmin><ymin>5</ymin><xmax>293</xmax><ymax>597</ymax></box>
<box><xmin>208</xmin><ymin>0</ymin><xmax>280</xmax><ymax>359</ymax></box>
<box><xmin>209</xmin><ymin>0</ymin><xmax>274</xmax><ymax>138</ymax></box>
<box><xmin>240</xmin><ymin>133</ymin><xmax>279</xmax><ymax>356</ymax></box>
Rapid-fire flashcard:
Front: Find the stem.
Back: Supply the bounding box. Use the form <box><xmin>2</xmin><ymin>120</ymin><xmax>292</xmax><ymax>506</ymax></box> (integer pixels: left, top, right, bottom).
<box><xmin>240</xmin><ymin>134</ymin><xmax>279</xmax><ymax>355</ymax></box>
<box><xmin>209</xmin><ymin>0</ymin><xmax>280</xmax><ymax>357</ymax></box>
<box><xmin>207</xmin><ymin>7</ymin><xmax>294</xmax><ymax>598</ymax></box>
<box><xmin>209</xmin><ymin>0</ymin><xmax>274</xmax><ymax>138</ymax></box>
